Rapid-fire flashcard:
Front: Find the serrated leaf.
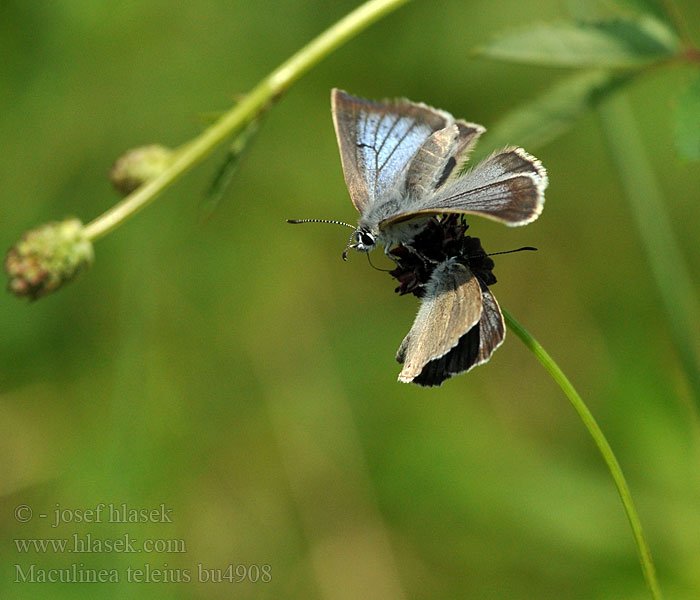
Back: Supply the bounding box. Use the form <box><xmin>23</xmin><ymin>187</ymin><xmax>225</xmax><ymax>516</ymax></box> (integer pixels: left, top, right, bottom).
<box><xmin>476</xmin><ymin>16</ymin><xmax>680</xmax><ymax>68</ymax></box>
<box><xmin>470</xmin><ymin>70</ymin><xmax>629</xmax><ymax>162</ymax></box>
<box><xmin>674</xmin><ymin>73</ymin><xmax>700</xmax><ymax>160</ymax></box>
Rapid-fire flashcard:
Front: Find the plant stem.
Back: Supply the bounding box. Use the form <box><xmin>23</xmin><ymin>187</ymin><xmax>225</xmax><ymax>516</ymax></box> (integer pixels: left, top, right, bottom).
<box><xmin>598</xmin><ymin>93</ymin><xmax>700</xmax><ymax>407</ymax></box>
<box><xmin>83</xmin><ymin>0</ymin><xmax>410</xmax><ymax>242</ymax></box>
<box><xmin>503</xmin><ymin>307</ymin><xmax>663</xmax><ymax>600</ymax></box>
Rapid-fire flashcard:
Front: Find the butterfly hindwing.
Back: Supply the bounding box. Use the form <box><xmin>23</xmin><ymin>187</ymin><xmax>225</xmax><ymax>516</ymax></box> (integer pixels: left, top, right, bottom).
<box><xmin>403</xmin><ymin>121</ymin><xmax>485</xmax><ymax>198</ymax></box>
<box><xmin>475</xmin><ymin>280</ymin><xmax>505</xmax><ymax>365</ymax></box>
<box><xmin>379</xmin><ymin>147</ymin><xmax>547</xmax><ymax>229</ymax></box>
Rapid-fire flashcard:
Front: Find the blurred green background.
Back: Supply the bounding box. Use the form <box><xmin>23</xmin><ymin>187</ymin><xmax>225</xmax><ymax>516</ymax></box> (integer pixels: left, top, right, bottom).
<box><xmin>1</xmin><ymin>1</ymin><xmax>699</xmax><ymax>598</ymax></box>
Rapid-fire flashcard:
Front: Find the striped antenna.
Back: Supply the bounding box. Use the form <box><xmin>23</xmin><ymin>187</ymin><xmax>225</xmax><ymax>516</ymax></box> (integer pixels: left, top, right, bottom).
<box><xmin>287</xmin><ymin>218</ymin><xmax>355</xmax><ymax>229</ymax></box>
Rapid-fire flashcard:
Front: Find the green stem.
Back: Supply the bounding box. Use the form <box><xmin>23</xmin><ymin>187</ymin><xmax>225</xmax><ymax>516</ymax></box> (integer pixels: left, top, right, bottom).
<box><xmin>598</xmin><ymin>93</ymin><xmax>700</xmax><ymax>407</ymax></box>
<box><xmin>83</xmin><ymin>0</ymin><xmax>410</xmax><ymax>242</ymax></box>
<box><xmin>503</xmin><ymin>308</ymin><xmax>663</xmax><ymax>600</ymax></box>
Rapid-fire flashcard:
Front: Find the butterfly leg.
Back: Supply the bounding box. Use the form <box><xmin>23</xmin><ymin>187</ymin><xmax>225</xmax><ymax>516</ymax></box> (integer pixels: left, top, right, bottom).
<box><xmin>401</xmin><ymin>244</ymin><xmax>440</xmax><ymax>269</ymax></box>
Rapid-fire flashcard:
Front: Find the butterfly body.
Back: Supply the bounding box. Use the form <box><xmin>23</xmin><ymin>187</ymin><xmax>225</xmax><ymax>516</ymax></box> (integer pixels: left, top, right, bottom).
<box><xmin>355</xmin><ymin>209</ymin><xmax>433</xmax><ymax>255</ymax></box>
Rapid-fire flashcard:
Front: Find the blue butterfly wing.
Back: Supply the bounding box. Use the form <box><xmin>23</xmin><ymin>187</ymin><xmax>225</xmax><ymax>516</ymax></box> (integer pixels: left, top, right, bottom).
<box><xmin>332</xmin><ymin>89</ymin><xmax>453</xmax><ymax>215</ymax></box>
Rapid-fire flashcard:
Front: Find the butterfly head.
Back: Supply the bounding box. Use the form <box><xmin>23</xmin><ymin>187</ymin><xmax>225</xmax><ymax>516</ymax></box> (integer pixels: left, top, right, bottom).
<box><xmin>286</xmin><ymin>218</ymin><xmax>380</xmax><ymax>260</ymax></box>
<box><xmin>342</xmin><ymin>226</ymin><xmax>377</xmax><ymax>260</ymax></box>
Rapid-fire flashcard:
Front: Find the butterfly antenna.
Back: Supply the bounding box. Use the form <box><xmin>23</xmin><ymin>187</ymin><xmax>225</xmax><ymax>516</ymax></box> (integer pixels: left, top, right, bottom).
<box><xmin>342</xmin><ymin>231</ymin><xmax>356</xmax><ymax>261</ymax></box>
<box><xmin>286</xmin><ymin>218</ymin><xmax>358</xmax><ymax>261</ymax></box>
<box><xmin>465</xmin><ymin>246</ymin><xmax>537</xmax><ymax>260</ymax></box>
<box><xmin>485</xmin><ymin>246</ymin><xmax>537</xmax><ymax>257</ymax></box>
<box><xmin>287</xmin><ymin>218</ymin><xmax>355</xmax><ymax>228</ymax></box>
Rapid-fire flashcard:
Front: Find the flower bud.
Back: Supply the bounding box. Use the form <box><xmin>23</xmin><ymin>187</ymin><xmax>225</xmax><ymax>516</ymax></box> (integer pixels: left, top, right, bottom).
<box><xmin>109</xmin><ymin>144</ymin><xmax>173</xmax><ymax>195</ymax></box>
<box><xmin>4</xmin><ymin>218</ymin><xmax>94</xmax><ymax>300</ymax></box>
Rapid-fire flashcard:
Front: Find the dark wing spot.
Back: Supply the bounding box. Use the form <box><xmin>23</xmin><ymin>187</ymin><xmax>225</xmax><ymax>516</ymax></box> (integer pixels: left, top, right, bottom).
<box><xmin>434</xmin><ymin>156</ymin><xmax>457</xmax><ymax>189</ymax></box>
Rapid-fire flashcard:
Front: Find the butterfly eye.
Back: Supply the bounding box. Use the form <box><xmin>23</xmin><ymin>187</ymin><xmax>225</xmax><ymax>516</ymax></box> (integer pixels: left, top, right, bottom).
<box><xmin>359</xmin><ymin>231</ymin><xmax>375</xmax><ymax>247</ymax></box>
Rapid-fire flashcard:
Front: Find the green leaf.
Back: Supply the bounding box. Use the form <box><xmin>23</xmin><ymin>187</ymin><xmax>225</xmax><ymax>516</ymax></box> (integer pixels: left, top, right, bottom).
<box><xmin>607</xmin><ymin>0</ymin><xmax>670</xmax><ymax>23</ymax></box>
<box><xmin>470</xmin><ymin>69</ymin><xmax>629</xmax><ymax>162</ymax></box>
<box><xmin>674</xmin><ymin>73</ymin><xmax>700</xmax><ymax>160</ymax></box>
<box><xmin>475</xmin><ymin>16</ymin><xmax>680</xmax><ymax>68</ymax></box>
<box><xmin>564</xmin><ymin>0</ymin><xmax>672</xmax><ymax>26</ymax></box>
<box><xmin>201</xmin><ymin>118</ymin><xmax>262</xmax><ymax>220</ymax></box>
<box><xmin>599</xmin><ymin>92</ymin><xmax>700</xmax><ymax>407</ymax></box>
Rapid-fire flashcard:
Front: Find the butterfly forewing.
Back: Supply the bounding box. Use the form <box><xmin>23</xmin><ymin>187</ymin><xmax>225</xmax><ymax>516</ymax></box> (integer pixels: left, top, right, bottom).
<box><xmin>410</xmin><ymin>326</ymin><xmax>481</xmax><ymax>387</ymax></box>
<box><xmin>332</xmin><ymin>89</ymin><xmax>454</xmax><ymax>216</ymax></box>
<box><xmin>397</xmin><ymin>261</ymin><xmax>483</xmax><ymax>384</ymax></box>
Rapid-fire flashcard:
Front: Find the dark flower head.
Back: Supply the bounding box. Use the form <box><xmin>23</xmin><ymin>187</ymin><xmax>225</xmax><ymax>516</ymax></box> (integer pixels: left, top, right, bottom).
<box><xmin>389</xmin><ymin>215</ymin><xmax>496</xmax><ymax>297</ymax></box>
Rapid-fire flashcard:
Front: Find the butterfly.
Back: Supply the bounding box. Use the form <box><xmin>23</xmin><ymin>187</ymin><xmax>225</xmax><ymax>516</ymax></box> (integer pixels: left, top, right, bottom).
<box><xmin>290</xmin><ymin>89</ymin><xmax>547</xmax><ymax>386</ymax></box>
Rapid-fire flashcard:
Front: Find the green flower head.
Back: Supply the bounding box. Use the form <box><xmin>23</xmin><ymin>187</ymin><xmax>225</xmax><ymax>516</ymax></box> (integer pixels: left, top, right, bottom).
<box><xmin>5</xmin><ymin>218</ymin><xmax>94</xmax><ymax>300</ymax></box>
